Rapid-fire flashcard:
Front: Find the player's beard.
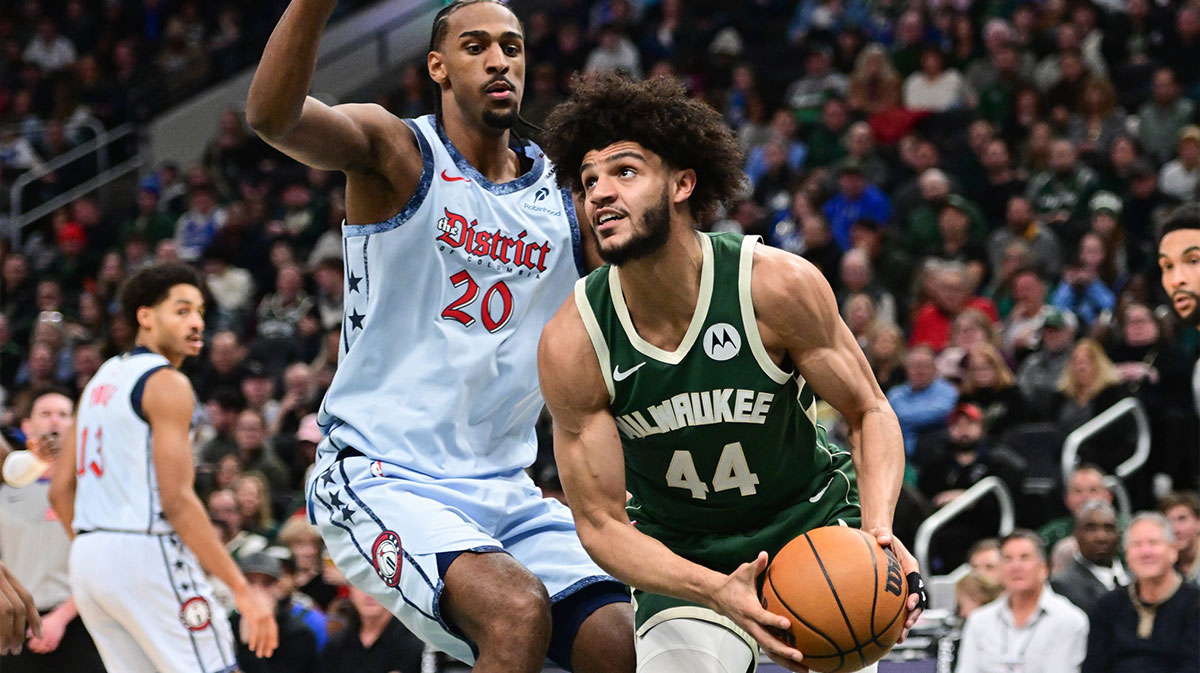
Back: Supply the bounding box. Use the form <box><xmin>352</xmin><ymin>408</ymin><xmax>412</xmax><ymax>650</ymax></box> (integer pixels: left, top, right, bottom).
<box><xmin>598</xmin><ymin>188</ymin><xmax>672</xmax><ymax>266</ymax></box>
<box><xmin>1175</xmin><ymin>290</ymin><xmax>1200</xmax><ymax>327</ymax></box>
<box><xmin>483</xmin><ymin>106</ymin><xmax>518</xmax><ymax>130</ymax></box>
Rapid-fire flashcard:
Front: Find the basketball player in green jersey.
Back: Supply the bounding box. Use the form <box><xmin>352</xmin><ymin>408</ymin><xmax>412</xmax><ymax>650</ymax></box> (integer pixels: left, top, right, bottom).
<box><xmin>537</xmin><ymin>74</ymin><xmax>925</xmax><ymax>673</ymax></box>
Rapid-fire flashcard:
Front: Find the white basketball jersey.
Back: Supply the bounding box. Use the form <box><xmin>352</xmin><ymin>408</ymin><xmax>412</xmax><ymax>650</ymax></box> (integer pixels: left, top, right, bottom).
<box><xmin>318</xmin><ymin>115</ymin><xmax>582</xmax><ymax>478</ymax></box>
<box><xmin>72</xmin><ymin>348</ymin><xmax>174</xmax><ymax>534</ymax></box>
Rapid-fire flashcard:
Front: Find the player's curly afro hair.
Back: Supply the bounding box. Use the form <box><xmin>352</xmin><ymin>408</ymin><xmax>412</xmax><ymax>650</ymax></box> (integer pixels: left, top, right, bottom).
<box><xmin>541</xmin><ymin>73</ymin><xmax>746</xmax><ymax>221</ymax></box>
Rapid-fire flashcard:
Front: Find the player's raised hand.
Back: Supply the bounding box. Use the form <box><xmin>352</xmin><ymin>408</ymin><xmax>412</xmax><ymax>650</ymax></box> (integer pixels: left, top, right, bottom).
<box><xmin>234</xmin><ymin>585</ymin><xmax>278</xmax><ymax>658</ymax></box>
<box><xmin>709</xmin><ymin>551</ymin><xmax>808</xmax><ymax>672</ymax></box>
<box><xmin>0</xmin><ymin>562</ymin><xmax>40</xmax><ymax>655</ymax></box>
<box><xmin>869</xmin><ymin>527</ymin><xmax>926</xmax><ymax>640</ymax></box>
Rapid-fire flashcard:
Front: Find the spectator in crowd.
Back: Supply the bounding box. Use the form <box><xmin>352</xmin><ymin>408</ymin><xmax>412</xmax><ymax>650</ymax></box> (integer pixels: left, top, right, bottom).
<box><xmin>837</xmin><ymin>248</ymin><xmax>897</xmax><ymax>326</ymax></box>
<box><xmin>910</xmin><ymin>262</ymin><xmax>999</xmax><ymax>352</ymax></box>
<box><xmin>1016</xmin><ymin>308</ymin><xmax>1078</xmax><ymax>410</ymax></box>
<box><xmin>233</xmin><ymin>411</ymin><xmax>289</xmax><ymax>498</ymax></box>
<box><xmin>915</xmin><ymin>402</ymin><xmax>1025</xmax><ymax>573</ymax></box>
<box><xmin>1083</xmin><ymin>512</ymin><xmax>1200</xmax><ymax>673</ymax></box>
<box><xmin>173</xmin><ymin>185</ymin><xmax>227</xmax><ymax>262</ymax></box>
<box><xmin>1158</xmin><ymin>125</ymin><xmax>1200</xmax><ymax>202</ymax></box>
<box><xmin>1136</xmin><ymin>68</ymin><xmax>1196</xmax><ymax>164</ymax></box>
<box><xmin>583</xmin><ymin>22</ymin><xmax>641</xmax><ymax>79</ymax></box>
<box><xmin>1051</xmin><ymin>499</ymin><xmax>1128</xmax><ymax>614</ymax></box>
<box><xmin>1039</xmin><ymin>465</ymin><xmax>1115</xmax><ymax>555</ymax></box>
<box><xmin>956</xmin><ymin>571</ymin><xmax>1003</xmax><ymax>619</ymax></box>
<box><xmin>786</xmin><ymin>43</ymin><xmax>849</xmax><ymax>124</ymax></box>
<box><xmin>866</xmin><ymin>323</ymin><xmax>906</xmax><ymax>392</ymax></box>
<box><xmin>196</xmin><ymin>389</ymin><xmax>243</xmax><ymax>465</ymax></box>
<box><xmin>971</xmin><ymin>137</ymin><xmax>1029</xmax><ymax>227</ymax></box>
<box><xmin>235</xmin><ymin>471</ymin><xmax>278</xmax><ymax>539</ymax></box>
<box><xmin>1000</xmin><ymin>267</ymin><xmax>1050</xmax><ymax>353</ymax></box>
<box><xmin>1050</xmin><ymin>339</ymin><xmax>1136</xmax><ymax>473</ymax></box>
<box><xmin>936</xmin><ymin>308</ymin><xmax>996</xmax><ymax>383</ymax></box>
<box><xmin>1159</xmin><ymin>492</ymin><xmax>1200</xmax><ymax>584</ymax></box>
<box><xmin>1051</xmin><ymin>235</ymin><xmax>1118</xmax><ymax>327</ymax></box>
<box><xmin>230</xmin><ymin>551</ymin><xmax>318</xmax><ymax>673</ymax></box>
<box><xmin>120</xmin><ymin>185</ymin><xmax>176</xmax><ymax>248</ymax></box>
<box><xmin>956</xmin><ymin>530</ymin><xmax>1089</xmax><ymax>673</ymax></box>
<box><xmin>822</xmin><ymin>160</ymin><xmax>891</xmax><ymax>250</ymax></box>
<box><xmin>957</xmin><ymin>342</ymin><xmax>1030</xmax><ymax>438</ymax></box>
<box><xmin>207</xmin><ymin>487</ymin><xmax>268</xmax><ymax>561</ymax></box>
<box><xmin>203</xmin><ymin>249</ymin><xmax>256</xmax><ymax>334</ymax></box>
<box><xmin>192</xmin><ymin>331</ymin><xmax>247</xmax><ymax>402</ymax></box>
<box><xmin>23</xmin><ymin>18</ymin><xmax>77</xmax><ymax>73</ymax></box>
<box><xmin>240</xmin><ymin>362</ymin><xmax>279</xmax><ymax>428</ymax></box>
<box><xmin>1027</xmin><ymin>138</ymin><xmax>1100</xmax><ymax>229</ymax></box>
<box><xmin>968</xmin><ymin>538</ymin><xmax>1003</xmax><ymax>583</ymax></box>
<box><xmin>316</xmin><ymin>585</ymin><xmax>424</xmax><ymax>673</ymax></box>
<box><xmin>888</xmin><ymin>344</ymin><xmax>959</xmax><ymax>460</ymax></box>
<box><xmin>253</xmin><ymin>264</ymin><xmax>316</xmax><ymax>372</ymax></box>
<box><xmin>988</xmin><ymin>195</ymin><xmax>1063</xmax><ymax>281</ymax></box>
<box><xmin>904</xmin><ymin>44</ymin><xmax>973</xmax><ymax>112</ymax></box>
<box><xmin>276</xmin><ymin>517</ymin><xmax>338</xmax><ymax>612</ymax></box>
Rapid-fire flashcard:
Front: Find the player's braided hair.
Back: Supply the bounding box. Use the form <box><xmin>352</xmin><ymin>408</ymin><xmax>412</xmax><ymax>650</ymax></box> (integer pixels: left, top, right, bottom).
<box><xmin>427</xmin><ymin>0</ymin><xmax>543</xmax><ymax>135</ymax></box>
<box><xmin>118</xmin><ymin>262</ymin><xmax>203</xmax><ymax>329</ymax></box>
<box><xmin>541</xmin><ymin>73</ymin><xmax>747</xmax><ymax>221</ymax></box>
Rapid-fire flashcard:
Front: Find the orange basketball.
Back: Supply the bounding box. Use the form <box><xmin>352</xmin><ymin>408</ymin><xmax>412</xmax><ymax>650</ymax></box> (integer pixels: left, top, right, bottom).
<box><xmin>761</xmin><ymin>526</ymin><xmax>908</xmax><ymax>673</ymax></box>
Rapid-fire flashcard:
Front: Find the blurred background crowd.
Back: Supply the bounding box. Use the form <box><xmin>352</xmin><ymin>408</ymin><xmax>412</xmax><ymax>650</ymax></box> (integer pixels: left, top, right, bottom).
<box><xmin>1</xmin><ymin>0</ymin><xmax>1199</xmax><ymax>671</ymax></box>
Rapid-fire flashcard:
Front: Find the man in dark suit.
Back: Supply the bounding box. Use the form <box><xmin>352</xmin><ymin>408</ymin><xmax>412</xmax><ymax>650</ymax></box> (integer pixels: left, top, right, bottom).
<box><xmin>1052</xmin><ymin>499</ymin><xmax>1128</xmax><ymax>613</ymax></box>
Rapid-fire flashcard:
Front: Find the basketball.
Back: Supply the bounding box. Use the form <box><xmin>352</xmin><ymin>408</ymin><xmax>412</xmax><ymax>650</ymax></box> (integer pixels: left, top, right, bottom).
<box><xmin>761</xmin><ymin>526</ymin><xmax>908</xmax><ymax>673</ymax></box>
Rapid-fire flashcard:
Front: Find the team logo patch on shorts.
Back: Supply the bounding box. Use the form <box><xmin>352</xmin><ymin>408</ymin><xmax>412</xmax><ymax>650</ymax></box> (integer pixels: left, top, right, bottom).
<box><xmin>372</xmin><ymin>530</ymin><xmax>402</xmax><ymax>586</ymax></box>
<box><xmin>179</xmin><ymin>597</ymin><xmax>212</xmax><ymax>631</ymax></box>
<box><xmin>370</xmin><ymin>460</ymin><xmax>384</xmax><ymax>478</ymax></box>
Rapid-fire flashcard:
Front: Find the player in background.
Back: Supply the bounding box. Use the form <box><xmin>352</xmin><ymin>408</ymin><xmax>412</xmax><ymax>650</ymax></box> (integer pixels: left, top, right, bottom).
<box><xmin>1157</xmin><ymin>204</ymin><xmax>1200</xmax><ymax>491</ymax></box>
<box><xmin>538</xmin><ymin>74</ymin><xmax>924</xmax><ymax>673</ymax></box>
<box><xmin>246</xmin><ymin>1</ymin><xmax>633</xmax><ymax>671</ymax></box>
<box><xmin>49</xmin><ymin>263</ymin><xmax>277</xmax><ymax>673</ymax></box>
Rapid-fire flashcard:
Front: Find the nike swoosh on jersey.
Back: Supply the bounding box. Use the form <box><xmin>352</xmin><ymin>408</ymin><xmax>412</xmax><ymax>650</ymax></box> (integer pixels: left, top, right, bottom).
<box><xmin>440</xmin><ymin>169</ymin><xmax>471</xmax><ymax>183</ymax></box>
<box><xmin>613</xmin><ymin>362</ymin><xmax>647</xmax><ymax>381</ymax></box>
<box><xmin>809</xmin><ymin>477</ymin><xmax>834</xmax><ymax>503</ymax></box>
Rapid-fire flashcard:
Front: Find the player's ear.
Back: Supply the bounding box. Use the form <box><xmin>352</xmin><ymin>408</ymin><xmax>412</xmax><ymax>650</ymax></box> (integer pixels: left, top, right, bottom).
<box><xmin>671</xmin><ymin>168</ymin><xmax>696</xmax><ymax>206</ymax></box>
<box><xmin>136</xmin><ymin>305</ymin><xmax>155</xmax><ymax>330</ymax></box>
<box><xmin>428</xmin><ymin>51</ymin><xmax>448</xmax><ymax>86</ymax></box>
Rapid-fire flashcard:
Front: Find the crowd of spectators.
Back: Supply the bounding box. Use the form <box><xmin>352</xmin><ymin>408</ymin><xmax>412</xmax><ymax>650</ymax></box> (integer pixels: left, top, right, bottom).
<box><xmin>2</xmin><ymin>0</ymin><xmax>1200</xmax><ymax>671</ymax></box>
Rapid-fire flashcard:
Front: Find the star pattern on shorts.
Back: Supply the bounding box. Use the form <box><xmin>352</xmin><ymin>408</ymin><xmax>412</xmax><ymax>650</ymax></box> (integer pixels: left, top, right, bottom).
<box><xmin>328</xmin><ymin>491</ymin><xmax>344</xmax><ymax>509</ymax></box>
<box><xmin>339</xmin><ymin>503</ymin><xmax>356</xmax><ymax>523</ymax></box>
<box><xmin>321</xmin><ymin>467</ymin><xmax>337</xmax><ymax>487</ymax></box>
<box><xmin>348</xmin><ymin>308</ymin><xmax>365</xmax><ymax>330</ymax></box>
<box><xmin>348</xmin><ymin>271</ymin><xmax>362</xmax><ymax>293</ymax></box>
<box><xmin>174</xmin><ymin>560</ymin><xmax>185</xmax><ymax>571</ymax></box>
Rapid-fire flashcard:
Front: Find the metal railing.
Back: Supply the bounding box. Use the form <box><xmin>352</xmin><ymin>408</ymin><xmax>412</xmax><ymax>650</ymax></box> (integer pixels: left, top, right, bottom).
<box><xmin>1060</xmin><ymin>397</ymin><xmax>1151</xmax><ymax>484</ymax></box>
<box><xmin>8</xmin><ymin>121</ymin><xmax>139</xmax><ymax>241</ymax></box>
<box><xmin>914</xmin><ymin>476</ymin><xmax>1016</xmax><ymax>575</ymax></box>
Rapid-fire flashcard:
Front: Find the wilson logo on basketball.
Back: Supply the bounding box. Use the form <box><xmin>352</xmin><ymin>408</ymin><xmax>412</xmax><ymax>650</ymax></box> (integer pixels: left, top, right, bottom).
<box><xmin>436</xmin><ymin>208</ymin><xmax>552</xmax><ymax>272</ymax></box>
<box><xmin>372</xmin><ymin>530</ymin><xmax>402</xmax><ymax>587</ymax></box>
<box><xmin>883</xmin><ymin>549</ymin><xmax>904</xmax><ymax>597</ymax></box>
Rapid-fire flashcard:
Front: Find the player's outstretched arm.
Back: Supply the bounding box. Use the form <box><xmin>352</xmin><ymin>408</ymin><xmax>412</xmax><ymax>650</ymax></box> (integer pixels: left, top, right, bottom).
<box><xmin>48</xmin><ymin>418</ymin><xmax>77</xmax><ymax>539</ymax></box>
<box><xmin>538</xmin><ymin>297</ymin><xmax>806</xmax><ymax>669</ymax></box>
<box><xmin>143</xmin><ymin>370</ymin><xmax>279</xmax><ymax>659</ymax></box>
<box><xmin>246</xmin><ymin>0</ymin><xmax>420</xmax><ymax>185</ymax></box>
<box><xmin>751</xmin><ymin>245</ymin><xmax>923</xmax><ymax>632</ymax></box>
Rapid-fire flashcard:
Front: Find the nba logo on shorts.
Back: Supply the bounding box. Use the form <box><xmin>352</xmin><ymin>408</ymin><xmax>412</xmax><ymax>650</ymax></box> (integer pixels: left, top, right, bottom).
<box><xmin>372</xmin><ymin>531</ymin><xmax>402</xmax><ymax>587</ymax></box>
<box><xmin>179</xmin><ymin>597</ymin><xmax>212</xmax><ymax>631</ymax></box>
<box><xmin>370</xmin><ymin>460</ymin><xmax>384</xmax><ymax>478</ymax></box>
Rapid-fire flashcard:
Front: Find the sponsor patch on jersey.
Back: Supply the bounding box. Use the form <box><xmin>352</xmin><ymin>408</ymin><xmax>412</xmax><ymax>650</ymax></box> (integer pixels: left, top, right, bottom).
<box><xmin>372</xmin><ymin>530</ymin><xmax>402</xmax><ymax>587</ymax></box>
<box><xmin>703</xmin><ymin>323</ymin><xmax>741</xmax><ymax>361</ymax></box>
<box><xmin>179</xmin><ymin>596</ymin><xmax>212</xmax><ymax>631</ymax></box>
<box><xmin>370</xmin><ymin>460</ymin><xmax>384</xmax><ymax>478</ymax></box>
<box><xmin>521</xmin><ymin>187</ymin><xmax>562</xmax><ymax>217</ymax></box>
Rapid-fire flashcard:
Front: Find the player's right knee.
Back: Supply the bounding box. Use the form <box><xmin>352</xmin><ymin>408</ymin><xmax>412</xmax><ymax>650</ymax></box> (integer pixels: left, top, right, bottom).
<box><xmin>470</xmin><ymin>585</ymin><xmax>553</xmax><ymax>647</ymax></box>
<box><xmin>636</xmin><ymin>619</ymin><xmax>754</xmax><ymax>673</ymax></box>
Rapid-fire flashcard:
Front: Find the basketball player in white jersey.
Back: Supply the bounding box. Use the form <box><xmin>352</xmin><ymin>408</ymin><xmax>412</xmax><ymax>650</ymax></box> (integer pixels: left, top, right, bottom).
<box><xmin>247</xmin><ymin>2</ymin><xmax>634</xmax><ymax>672</ymax></box>
<box><xmin>49</xmin><ymin>263</ymin><xmax>277</xmax><ymax>673</ymax></box>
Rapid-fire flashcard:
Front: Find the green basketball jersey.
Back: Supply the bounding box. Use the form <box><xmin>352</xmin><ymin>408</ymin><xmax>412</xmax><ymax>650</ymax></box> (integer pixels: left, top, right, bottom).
<box><xmin>576</xmin><ymin>232</ymin><xmax>860</xmax><ymax>574</ymax></box>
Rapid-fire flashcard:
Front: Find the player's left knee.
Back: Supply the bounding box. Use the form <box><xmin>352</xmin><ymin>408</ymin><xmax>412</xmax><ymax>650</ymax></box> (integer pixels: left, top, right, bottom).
<box><xmin>553</xmin><ymin>582</ymin><xmax>635</xmax><ymax>673</ymax></box>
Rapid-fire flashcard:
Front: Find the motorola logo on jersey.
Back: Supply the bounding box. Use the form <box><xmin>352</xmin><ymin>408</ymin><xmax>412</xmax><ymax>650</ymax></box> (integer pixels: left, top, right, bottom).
<box><xmin>372</xmin><ymin>530</ymin><xmax>402</xmax><ymax>587</ymax></box>
<box><xmin>436</xmin><ymin>207</ymin><xmax>553</xmax><ymax>273</ymax></box>
<box><xmin>179</xmin><ymin>596</ymin><xmax>212</xmax><ymax>631</ymax></box>
<box><xmin>703</xmin><ymin>323</ymin><xmax>741</xmax><ymax>361</ymax></box>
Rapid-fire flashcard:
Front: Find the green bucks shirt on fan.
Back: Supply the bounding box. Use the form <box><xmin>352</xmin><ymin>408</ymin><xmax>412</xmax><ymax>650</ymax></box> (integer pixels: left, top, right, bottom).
<box><xmin>576</xmin><ymin>232</ymin><xmax>862</xmax><ymax>585</ymax></box>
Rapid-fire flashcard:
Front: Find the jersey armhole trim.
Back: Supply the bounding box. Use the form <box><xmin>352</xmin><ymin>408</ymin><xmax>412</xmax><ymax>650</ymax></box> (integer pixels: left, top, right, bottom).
<box><xmin>563</xmin><ymin>188</ymin><xmax>585</xmax><ymax>277</ymax></box>
<box><xmin>341</xmin><ymin>118</ymin><xmax>434</xmax><ymax>237</ymax></box>
<box><xmin>131</xmin><ymin>364</ymin><xmax>173</xmax><ymax>423</ymax></box>
<box><xmin>738</xmin><ymin>236</ymin><xmax>792</xmax><ymax>385</ymax></box>
<box><xmin>574</xmin><ymin>278</ymin><xmax>616</xmax><ymax>401</ymax></box>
